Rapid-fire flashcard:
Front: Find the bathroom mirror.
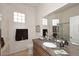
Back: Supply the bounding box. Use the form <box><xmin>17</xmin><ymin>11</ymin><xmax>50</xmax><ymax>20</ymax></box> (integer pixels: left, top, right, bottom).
<box><xmin>44</xmin><ymin>4</ymin><xmax>79</xmax><ymax>42</ymax></box>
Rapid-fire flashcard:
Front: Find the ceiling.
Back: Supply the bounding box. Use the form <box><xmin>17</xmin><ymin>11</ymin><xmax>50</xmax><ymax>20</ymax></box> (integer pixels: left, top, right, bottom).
<box><xmin>0</xmin><ymin>3</ymin><xmax>41</xmax><ymax>7</ymax></box>
<box><xmin>23</xmin><ymin>3</ymin><xmax>41</xmax><ymax>7</ymax></box>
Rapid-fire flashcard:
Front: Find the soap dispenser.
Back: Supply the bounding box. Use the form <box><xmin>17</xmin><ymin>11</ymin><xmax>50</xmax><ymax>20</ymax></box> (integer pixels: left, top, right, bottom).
<box><xmin>60</xmin><ymin>41</ymin><xmax>64</xmax><ymax>47</ymax></box>
<box><xmin>64</xmin><ymin>40</ymin><xmax>69</xmax><ymax>45</ymax></box>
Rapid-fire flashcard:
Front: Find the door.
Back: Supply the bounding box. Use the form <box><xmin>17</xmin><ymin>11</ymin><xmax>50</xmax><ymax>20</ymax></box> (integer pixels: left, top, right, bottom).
<box><xmin>70</xmin><ymin>15</ymin><xmax>79</xmax><ymax>44</ymax></box>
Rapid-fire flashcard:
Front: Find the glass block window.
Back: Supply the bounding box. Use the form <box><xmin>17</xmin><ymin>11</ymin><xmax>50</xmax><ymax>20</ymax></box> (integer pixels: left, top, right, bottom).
<box><xmin>42</xmin><ymin>18</ymin><xmax>47</xmax><ymax>25</ymax></box>
<box><xmin>52</xmin><ymin>19</ymin><xmax>59</xmax><ymax>26</ymax></box>
<box><xmin>14</xmin><ymin>12</ymin><xmax>25</xmax><ymax>23</ymax></box>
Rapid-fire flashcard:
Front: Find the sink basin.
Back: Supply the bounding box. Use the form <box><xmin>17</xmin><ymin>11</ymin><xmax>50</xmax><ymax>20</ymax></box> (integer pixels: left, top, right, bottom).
<box><xmin>54</xmin><ymin>50</ymin><xmax>68</xmax><ymax>55</ymax></box>
<box><xmin>43</xmin><ymin>42</ymin><xmax>57</xmax><ymax>48</ymax></box>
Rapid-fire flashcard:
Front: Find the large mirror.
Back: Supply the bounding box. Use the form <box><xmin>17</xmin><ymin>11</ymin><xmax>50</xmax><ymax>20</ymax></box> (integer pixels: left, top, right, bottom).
<box><xmin>45</xmin><ymin>4</ymin><xmax>79</xmax><ymax>43</ymax></box>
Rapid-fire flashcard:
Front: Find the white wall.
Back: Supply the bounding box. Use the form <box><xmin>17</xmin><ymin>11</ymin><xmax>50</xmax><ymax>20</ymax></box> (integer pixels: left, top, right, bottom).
<box><xmin>0</xmin><ymin>4</ymin><xmax>37</xmax><ymax>54</ymax></box>
<box><xmin>0</xmin><ymin>4</ymin><xmax>10</xmax><ymax>55</ymax></box>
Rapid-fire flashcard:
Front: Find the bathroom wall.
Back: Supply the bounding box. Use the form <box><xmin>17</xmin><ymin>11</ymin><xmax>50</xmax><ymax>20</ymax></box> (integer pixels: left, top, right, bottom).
<box><xmin>0</xmin><ymin>4</ymin><xmax>10</xmax><ymax>55</ymax></box>
<box><xmin>0</xmin><ymin>4</ymin><xmax>37</xmax><ymax>54</ymax></box>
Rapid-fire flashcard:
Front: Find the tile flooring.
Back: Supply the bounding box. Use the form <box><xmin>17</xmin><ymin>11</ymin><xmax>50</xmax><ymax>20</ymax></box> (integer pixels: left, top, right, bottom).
<box><xmin>8</xmin><ymin>49</ymin><xmax>33</xmax><ymax>56</ymax></box>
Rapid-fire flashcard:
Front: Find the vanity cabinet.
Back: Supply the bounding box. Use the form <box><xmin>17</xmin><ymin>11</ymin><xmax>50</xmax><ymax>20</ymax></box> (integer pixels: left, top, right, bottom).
<box><xmin>33</xmin><ymin>41</ymin><xmax>50</xmax><ymax>56</ymax></box>
<box><xmin>33</xmin><ymin>39</ymin><xmax>79</xmax><ymax>56</ymax></box>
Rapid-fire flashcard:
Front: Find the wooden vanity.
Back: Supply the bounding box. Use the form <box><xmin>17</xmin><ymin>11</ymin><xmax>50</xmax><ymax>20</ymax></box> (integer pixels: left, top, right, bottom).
<box><xmin>33</xmin><ymin>38</ymin><xmax>79</xmax><ymax>56</ymax></box>
<box><xmin>33</xmin><ymin>38</ymin><xmax>65</xmax><ymax>56</ymax></box>
<box><xmin>33</xmin><ymin>41</ymin><xmax>50</xmax><ymax>56</ymax></box>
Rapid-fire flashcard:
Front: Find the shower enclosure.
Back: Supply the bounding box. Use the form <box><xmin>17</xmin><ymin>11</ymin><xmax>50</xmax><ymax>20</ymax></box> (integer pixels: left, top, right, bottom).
<box><xmin>57</xmin><ymin>22</ymin><xmax>70</xmax><ymax>41</ymax></box>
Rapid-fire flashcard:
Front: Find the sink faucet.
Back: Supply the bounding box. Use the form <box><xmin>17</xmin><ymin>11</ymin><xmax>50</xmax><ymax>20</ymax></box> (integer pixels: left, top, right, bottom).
<box><xmin>45</xmin><ymin>35</ymin><xmax>49</xmax><ymax>40</ymax></box>
<box><xmin>44</xmin><ymin>32</ymin><xmax>50</xmax><ymax>40</ymax></box>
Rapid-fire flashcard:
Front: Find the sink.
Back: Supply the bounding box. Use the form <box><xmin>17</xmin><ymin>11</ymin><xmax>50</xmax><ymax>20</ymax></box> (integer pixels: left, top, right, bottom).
<box><xmin>43</xmin><ymin>42</ymin><xmax>57</xmax><ymax>48</ymax></box>
<box><xmin>54</xmin><ymin>50</ymin><xmax>68</xmax><ymax>55</ymax></box>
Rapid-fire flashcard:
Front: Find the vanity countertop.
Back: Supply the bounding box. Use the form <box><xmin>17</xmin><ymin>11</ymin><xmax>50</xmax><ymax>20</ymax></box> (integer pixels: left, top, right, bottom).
<box><xmin>33</xmin><ymin>38</ymin><xmax>79</xmax><ymax>56</ymax></box>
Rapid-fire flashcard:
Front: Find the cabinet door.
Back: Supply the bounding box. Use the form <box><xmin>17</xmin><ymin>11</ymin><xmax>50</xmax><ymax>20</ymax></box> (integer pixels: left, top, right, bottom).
<box><xmin>33</xmin><ymin>42</ymin><xmax>49</xmax><ymax>56</ymax></box>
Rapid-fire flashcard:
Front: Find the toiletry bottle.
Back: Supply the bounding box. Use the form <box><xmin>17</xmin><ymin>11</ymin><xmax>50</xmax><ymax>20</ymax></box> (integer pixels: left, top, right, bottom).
<box><xmin>64</xmin><ymin>40</ymin><xmax>69</xmax><ymax>45</ymax></box>
<box><xmin>60</xmin><ymin>41</ymin><xmax>64</xmax><ymax>47</ymax></box>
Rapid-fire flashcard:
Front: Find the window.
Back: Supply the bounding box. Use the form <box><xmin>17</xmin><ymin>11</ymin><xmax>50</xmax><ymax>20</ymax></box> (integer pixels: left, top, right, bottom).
<box><xmin>52</xmin><ymin>19</ymin><xmax>59</xmax><ymax>26</ymax></box>
<box><xmin>14</xmin><ymin>12</ymin><xmax>25</xmax><ymax>23</ymax></box>
<box><xmin>42</xmin><ymin>18</ymin><xmax>47</xmax><ymax>25</ymax></box>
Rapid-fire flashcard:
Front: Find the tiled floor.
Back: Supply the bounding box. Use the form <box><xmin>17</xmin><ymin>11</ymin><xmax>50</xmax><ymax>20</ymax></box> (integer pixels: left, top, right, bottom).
<box><xmin>8</xmin><ymin>49</ymin><xmax>33</xmax><ymax>56</ymax></box>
